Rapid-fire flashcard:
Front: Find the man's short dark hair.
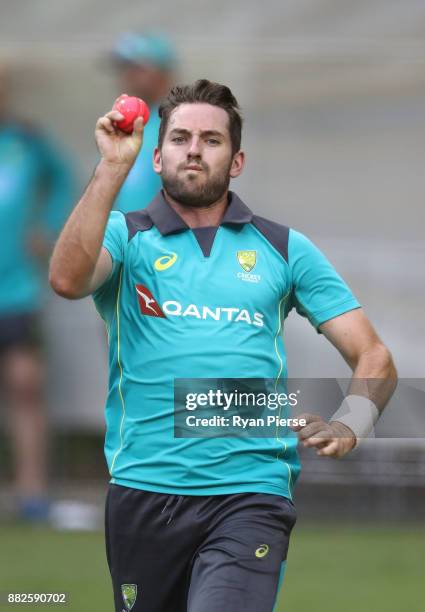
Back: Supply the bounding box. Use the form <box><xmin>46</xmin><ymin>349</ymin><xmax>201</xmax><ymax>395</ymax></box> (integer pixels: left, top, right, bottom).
<box><xmin>158</xmin><ymin>79</ymin><xmax>243</xmax><ymax>155</ymax></box>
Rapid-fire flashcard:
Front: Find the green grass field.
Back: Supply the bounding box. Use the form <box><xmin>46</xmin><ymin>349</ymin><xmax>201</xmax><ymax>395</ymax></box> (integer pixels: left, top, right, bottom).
<box><xmin>0</xmin><ymin>523</ymin><xmax>423</xmax><ymax>611</ymax></box>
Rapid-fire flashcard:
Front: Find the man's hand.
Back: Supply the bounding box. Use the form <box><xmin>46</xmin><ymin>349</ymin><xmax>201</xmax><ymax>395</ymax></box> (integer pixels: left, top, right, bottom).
<box><xmin>95</xmin><ymin>110</ymin><xmax>145</xmax><ymax>167</ymax></box>
<box><xmin>50</xmin><ymin>108</ymin><xmax>144</xmax><ymax>300</ymax></box>
<box><xmin>291</xmin><ymin>414</ymin><xmax>356</xmax><ymax>458</ymax></box>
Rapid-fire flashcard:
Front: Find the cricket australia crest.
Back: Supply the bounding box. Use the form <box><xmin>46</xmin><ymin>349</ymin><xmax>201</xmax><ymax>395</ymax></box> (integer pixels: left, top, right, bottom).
<box><xmin>237</xmin><ymin>250</ymin><xmax>256</xmax><ymax>272</ymax></box>
<box><xmin>121</xmin><ymin>584</ymin><xmax>137</xmax><ymax>610</ymax></box>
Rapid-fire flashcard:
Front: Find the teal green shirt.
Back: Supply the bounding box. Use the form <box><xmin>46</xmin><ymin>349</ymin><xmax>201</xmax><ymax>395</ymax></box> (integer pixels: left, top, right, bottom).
<box><xmin>93</xmin><ymin>191</ymin><xmax>360</xmax><ymax>499</ymax></box>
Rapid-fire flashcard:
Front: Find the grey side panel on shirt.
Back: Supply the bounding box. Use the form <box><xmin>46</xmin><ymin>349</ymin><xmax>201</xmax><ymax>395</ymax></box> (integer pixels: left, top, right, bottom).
<box><xmin>125</xmin><ymin>210</ymin><xmax>154</xmax><ymax>242</ymax></box>
<box><xmin>251</xmin><ymin>215</ymin><xmax>290</xmax><ymax>264</ymax></box>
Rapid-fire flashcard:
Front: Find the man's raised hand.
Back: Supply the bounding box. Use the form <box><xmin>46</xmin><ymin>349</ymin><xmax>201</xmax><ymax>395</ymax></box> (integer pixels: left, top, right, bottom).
<box><xmin>95</xmin><ymin>110</ymin><xmax>144</xmax><ymax>167</ymax></box>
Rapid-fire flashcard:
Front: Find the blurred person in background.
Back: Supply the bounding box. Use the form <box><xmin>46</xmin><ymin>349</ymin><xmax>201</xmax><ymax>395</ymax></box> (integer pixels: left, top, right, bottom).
<box><xmin>0</xmin><ymin>63</ymin><xmax>75</xmax><ymax>522</ymax></box>
<box><xmin>109</xmin><ymin>31</ymin><xmax>178</xmax><ymax>212</ymax></box>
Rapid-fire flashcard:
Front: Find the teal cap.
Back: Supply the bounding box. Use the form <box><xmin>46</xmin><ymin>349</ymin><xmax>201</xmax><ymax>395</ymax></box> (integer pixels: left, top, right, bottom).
<box><xmin>112</xmin><ymin>32</ymin><xmax>177</xmax><ymax>70</ymax></box>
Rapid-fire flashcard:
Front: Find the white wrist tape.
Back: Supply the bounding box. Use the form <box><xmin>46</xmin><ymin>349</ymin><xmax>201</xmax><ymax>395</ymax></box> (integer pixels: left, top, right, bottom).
<box><xmin>330</xmin><ymin>394</ymin><xmax>379</xmax><ymax>444</ymax></box>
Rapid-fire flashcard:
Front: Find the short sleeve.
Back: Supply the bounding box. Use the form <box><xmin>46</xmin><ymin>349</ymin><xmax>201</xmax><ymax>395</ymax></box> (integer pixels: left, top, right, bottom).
<box><xmin>288</xmin><ymin>229</ymin><xmax>360</xmax><ymax>331</ymax></box>
<box><xmin>92</xmin><ymin>211</ymin><xmax>127</xmax><ymax>309</ymax></box>
<box><xmin>103</xmin><ymin>210</ymin><xmax>127</xmax><ymax>264</ymax></box>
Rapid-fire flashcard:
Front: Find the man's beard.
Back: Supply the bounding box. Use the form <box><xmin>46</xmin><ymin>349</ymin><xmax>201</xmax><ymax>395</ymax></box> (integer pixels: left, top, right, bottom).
<box><xmin>161</xmin><ymin>161</ymin><xmax>232</xmax><ymax>208</ymax></box>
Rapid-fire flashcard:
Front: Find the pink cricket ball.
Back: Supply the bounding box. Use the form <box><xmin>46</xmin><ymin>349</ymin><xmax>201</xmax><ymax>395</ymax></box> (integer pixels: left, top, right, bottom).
<box><xmin>112</xmin><ymin>94</ymin><xmax>150</xmax><ymax>133</ymax></box>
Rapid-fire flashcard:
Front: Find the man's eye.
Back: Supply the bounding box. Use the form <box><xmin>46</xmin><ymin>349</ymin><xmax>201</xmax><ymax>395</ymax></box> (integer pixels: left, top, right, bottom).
<box><xmin>207</xmin><ymin>139</ymin><xmax>219</xmax><ymax>145</ymax></box>
<box><xmin>172</xmin><ymin>137</ymin><xmax>185</xmax><ymax>143</ymax></box>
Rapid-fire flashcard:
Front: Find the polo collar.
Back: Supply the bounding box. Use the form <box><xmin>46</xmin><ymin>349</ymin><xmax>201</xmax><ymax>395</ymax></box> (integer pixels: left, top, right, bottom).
<box><xmin>145</xmin><ymin>190</ymin><xmax>253</xmax><ymax>236</ymax></box>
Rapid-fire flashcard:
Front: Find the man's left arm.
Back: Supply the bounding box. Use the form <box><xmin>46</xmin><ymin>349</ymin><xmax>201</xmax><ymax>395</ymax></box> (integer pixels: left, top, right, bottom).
<box><xmin>293</xmin><ymin>308</ymin><xmax>398</xmax><ymax>458</ymax></box>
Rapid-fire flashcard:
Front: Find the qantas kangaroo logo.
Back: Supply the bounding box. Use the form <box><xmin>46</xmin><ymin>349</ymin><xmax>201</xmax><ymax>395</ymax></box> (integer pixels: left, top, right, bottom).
<box><xmin>135</xmin><ymin>285</ymin><xmax>165</xmax><ymax>318</ymax></box>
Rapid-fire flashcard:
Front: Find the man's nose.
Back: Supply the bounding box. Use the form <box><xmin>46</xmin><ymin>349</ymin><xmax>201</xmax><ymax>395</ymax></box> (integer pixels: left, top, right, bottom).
<box><xmin>187</xmin><ymin>136</ymin><xmax>201</xmax><ymax>157</ymax></box>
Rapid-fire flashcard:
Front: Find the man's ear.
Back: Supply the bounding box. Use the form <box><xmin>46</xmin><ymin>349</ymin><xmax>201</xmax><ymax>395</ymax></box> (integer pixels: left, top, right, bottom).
<box><xmin>229</xmin><ymin>150</ymin><xmax>245</xmax><ymax>178</ymax></box>
<box><xmin>153</xmin><ymin>147</ymin><xmax>162</xmax><ymax>174</ymax></box>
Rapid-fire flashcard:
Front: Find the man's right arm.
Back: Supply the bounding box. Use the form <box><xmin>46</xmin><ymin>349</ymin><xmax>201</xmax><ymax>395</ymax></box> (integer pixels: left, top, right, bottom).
<box><xmin>49</xmin><ymin>110</ymin><xmax>144</xmax><ymax>299</ymax></box>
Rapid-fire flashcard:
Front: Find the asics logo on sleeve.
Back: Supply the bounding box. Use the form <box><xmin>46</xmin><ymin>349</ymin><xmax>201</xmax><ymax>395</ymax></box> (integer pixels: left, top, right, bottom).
<box><xmin>154</xmin><ymin>252</ymin><xmax>178</xmax><ymax>271</ymax></box>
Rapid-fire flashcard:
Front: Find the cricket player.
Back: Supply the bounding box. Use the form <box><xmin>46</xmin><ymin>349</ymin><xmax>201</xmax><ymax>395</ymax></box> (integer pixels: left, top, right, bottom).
<box><xmin>49</xmin><ymin>79</ymin><xmax>397</xmax><ymax>611</ymax></box>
